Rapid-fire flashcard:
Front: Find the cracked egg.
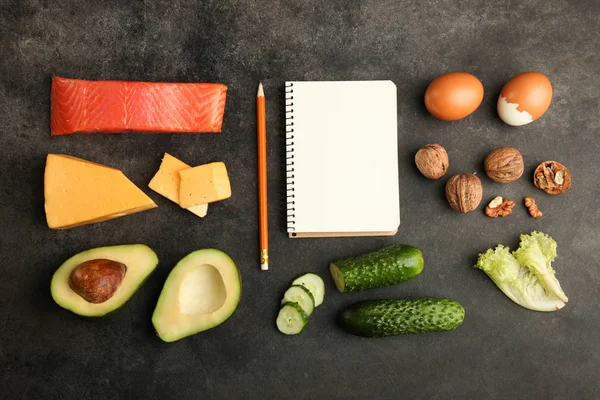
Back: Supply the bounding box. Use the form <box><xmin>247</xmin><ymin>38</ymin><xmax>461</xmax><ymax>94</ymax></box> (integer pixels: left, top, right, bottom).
<box><xmin>497</xmin><ymin>72</ymin><xmax>552</xmax><ymax>126</ymax></box>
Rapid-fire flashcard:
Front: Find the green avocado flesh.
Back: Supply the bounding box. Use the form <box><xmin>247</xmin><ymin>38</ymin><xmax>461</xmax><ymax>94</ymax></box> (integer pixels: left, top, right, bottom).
<box><xmin>50</xmin><ymin>244</ymin><xmax>159</xmax><ymax>317</ymax></box>
<box><xmin>152</xmin><ymin>249</ymin><xmax>242</xmax><ymax>342</ymax></box>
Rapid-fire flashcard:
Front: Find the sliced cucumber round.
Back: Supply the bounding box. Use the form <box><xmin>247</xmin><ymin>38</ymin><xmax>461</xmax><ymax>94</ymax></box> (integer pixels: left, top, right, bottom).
<box><xmin>281</xmin><ymin>285</ymin><xmax>314</xmax><ymax>316</ymax></box>
<box><xmin>292</xmin><ymin>273</ymin><xmax>325</xmax><ymax>307</ymax></box>
<box><xmin>276</xmin><ymin>302</ymin><xmax>308</xmax><ymax>335</ymax></box>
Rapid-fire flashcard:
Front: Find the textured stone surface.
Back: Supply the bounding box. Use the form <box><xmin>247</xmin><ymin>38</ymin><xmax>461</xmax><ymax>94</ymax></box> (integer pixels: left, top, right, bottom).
<box><xmin>0</xmin><ymin>0</ymin><xmax>599</xmax><ymax>399</ymax></box>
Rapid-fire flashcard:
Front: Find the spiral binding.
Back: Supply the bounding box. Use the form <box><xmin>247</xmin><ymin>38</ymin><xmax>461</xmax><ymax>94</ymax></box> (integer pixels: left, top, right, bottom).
<box><xmin>285</xmin><ymin>82</ymin><xmax>295</xmax><ymax>232</ymax></box>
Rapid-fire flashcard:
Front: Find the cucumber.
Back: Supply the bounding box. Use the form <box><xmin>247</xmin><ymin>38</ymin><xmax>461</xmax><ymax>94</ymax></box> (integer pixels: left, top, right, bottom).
<box><xmin>330</xmin><ymin>245</ymin><xmax>424</xmax><ymax>293</ymax></box>
<box><xmin>291</xmin><ymin>273</ymin><xmax>325</xmax><ymax>307</ymax></box>
<box><xmin>339</xmin><ymin>299</ymin><xmax>465</xmax><ymax>337</ymax></box>
<box><xmin>281</xmin><ymin>285</ymin><xmax>315</xmax><ymax>316</ymax></box>
<box><xmin>276</xmin><ymin>302</ymin><xmax>309</xmax><ymax>335</ymax></box>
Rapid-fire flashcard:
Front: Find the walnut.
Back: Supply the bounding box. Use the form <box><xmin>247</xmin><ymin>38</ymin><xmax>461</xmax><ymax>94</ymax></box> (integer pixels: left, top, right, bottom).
<box><xmin>485</xmin><ymin>196</ymin><xmax>515</xmax><ymax>218</ymax></box>
<box><xmin>484</xmin><ymin>147</ymin><xmax>524</xmax><ymax>183</ymax></box>
<box><xmin>415</xmin><ymin>144</ymin><xmax>449</xmax><ymax>180</ymax></box>
<box><xmin>534</xmin><ymin>161</ymin><xmax>571</xmax><ymax>195</ymax></box>
<box><xmin>69</xmin><ymin>259</ymin><xmax>127</xmax><ymax>303</ymax></box>
<box><xmin>524</xmin><ymin>197</ymin><xmax>543</xmax><ymax>218</ymax></box>
<box><xmin>445</xmin><ymin>174</ymin><xmax>483</xmax><ymax>213</ymax></box>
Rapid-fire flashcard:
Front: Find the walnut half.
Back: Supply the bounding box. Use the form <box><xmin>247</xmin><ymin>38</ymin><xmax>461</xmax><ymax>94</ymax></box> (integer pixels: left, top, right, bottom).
<box><xmin>534</xmin><ymin>161</ymin><xmax>571</xmax><ymax>195</ymax></box>
<box><xmin>485</xmin><ymin>196</ymin><xmax>515</xmax><ymax>218</ymax></box>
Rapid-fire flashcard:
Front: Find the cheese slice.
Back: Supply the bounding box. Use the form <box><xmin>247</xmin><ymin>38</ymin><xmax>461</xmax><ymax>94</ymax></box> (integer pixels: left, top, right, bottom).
<box><xmin>44</xmin><ymin>154</ymin><xmax>157</xmax><ymax>229</ymax></box>
<box><xmin>148</xmin><ymin>153</ymin><xmax>208</xmax><ymax>218</ymax></box>
<box><xmin>179</xmin><ymin>162</ymin><xmax>232</xmax><ymax>208</ymax></box>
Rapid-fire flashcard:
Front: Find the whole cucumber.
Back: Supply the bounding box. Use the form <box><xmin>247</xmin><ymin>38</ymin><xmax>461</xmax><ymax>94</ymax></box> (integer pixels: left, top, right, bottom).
<box><xmin>339</xmin><ymin>298</ymin><xmax>465</xmax><ymax>337</ymax></box>
<box><xmin>329</xmin><ymin>245</ymin><xmax>423</xmax><ymax>293</ymax></box>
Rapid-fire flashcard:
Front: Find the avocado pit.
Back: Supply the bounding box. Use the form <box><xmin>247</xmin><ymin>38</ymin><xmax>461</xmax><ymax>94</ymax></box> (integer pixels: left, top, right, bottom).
<box><xmin>69</xmin><ymin>259</ymin><xmax>127</xmax><ymax>303</ymax></box>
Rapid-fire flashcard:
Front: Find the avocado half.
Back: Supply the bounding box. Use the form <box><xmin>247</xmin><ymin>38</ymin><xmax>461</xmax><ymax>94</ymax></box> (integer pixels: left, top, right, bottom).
<box><xmin>51</xmin><ymin>244</ymin><xmax>159</xmax><ymax>317</ymax></box>
<box><xmin>152</xmin><ymin>248</ymin><xmax>241</xmax><ymax>342</ymax></box>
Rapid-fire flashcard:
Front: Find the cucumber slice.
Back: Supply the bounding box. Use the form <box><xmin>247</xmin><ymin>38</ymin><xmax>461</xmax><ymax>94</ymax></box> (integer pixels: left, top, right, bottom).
<box><xmin>292</xmin><ymin>273</ymin><xmax>325</xmax><ymax>307</ymax></box>
<box><xmin>281</xmin><ymin>285</ymin><xmax>314</xmax><ymax>316</ymax></box>
<box><xmin>276</xmin><ymin>302</ymin><xmax>308</xmax><ymax>335</ymax></box>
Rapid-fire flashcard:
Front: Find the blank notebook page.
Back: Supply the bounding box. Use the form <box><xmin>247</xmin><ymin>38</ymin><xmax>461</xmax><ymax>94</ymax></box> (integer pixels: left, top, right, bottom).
<box><xmin>286</xmin><ymin>81</ymin><xmax>400</xmax><ymax>236</ymax></box>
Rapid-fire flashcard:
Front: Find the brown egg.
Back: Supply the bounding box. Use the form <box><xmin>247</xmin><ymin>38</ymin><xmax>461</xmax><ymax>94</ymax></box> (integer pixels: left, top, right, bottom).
<box><xmin>497</xmin><ymin>72</ymin><xmax>552</xmax><ymax>126</ymax></box>
<box><xmin>424</xmin><ymin>72</ymin><xmax>484</xmax><ymax>121</ymax></box>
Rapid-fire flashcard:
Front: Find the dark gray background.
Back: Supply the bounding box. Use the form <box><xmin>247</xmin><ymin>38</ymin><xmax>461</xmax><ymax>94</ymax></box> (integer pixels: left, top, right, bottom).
<box><xmin>1</xmin><ymin>0</ymin><xmax>599</xmax><ymax>399</ymax></box>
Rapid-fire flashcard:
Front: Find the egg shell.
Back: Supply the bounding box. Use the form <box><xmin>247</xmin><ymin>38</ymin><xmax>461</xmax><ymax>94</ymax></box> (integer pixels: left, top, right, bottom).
<box><xmin>424</xmin><ymin>72</ymin><xmax>484</xmax><ymax>121</ymax></box>
<box><xmin>498</xmin><ymin>72</ymin><xmax>552</xmax><ymax>126</ymax></box>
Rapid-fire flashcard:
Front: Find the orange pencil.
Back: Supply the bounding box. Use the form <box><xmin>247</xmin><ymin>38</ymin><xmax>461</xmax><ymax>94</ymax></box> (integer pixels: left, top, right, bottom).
<box><xmin>257</xmin><ymin>83</ymin><xmax>269</xmax><ymax>270</ymax></box>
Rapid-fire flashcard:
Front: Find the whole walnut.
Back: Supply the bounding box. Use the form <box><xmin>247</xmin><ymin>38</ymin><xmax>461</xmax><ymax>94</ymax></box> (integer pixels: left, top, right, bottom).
<box><xmin>484</xmin><ymin>147</ymin><xmax>524</xmax><ymax>183</ymax></box>
<box><xmin>415</xmin><ymin>144</ymin><xmax>449</xmax><ymax>179</ymax></box>
<box><xmin>445</xmin><ymin>174</ymin><xmax>483</xmax><ymax>213</ymax></box>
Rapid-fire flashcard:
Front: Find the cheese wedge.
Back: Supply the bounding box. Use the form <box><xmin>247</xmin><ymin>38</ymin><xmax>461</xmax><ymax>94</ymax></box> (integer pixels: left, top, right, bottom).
<box><xmin>179</xmin><ymin>162</ymin><xmax>232</xmax><ymax>208</ymax></box>
<box><xmin>148</xmin><ymin>153</ymin><xmax>208</xmax><ymax>218</ymax></box>
<box><xmin>44</xmin><ymin>154</ymin><xmax>157</xmax><ymax>229</ymax></box>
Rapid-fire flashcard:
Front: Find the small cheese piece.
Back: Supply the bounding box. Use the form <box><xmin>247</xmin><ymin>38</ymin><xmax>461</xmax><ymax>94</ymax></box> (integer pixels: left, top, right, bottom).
<box><xmin>148</xmin><ymin>153</ymin><xmax>208</xmax><ymax>218</ymax></box>
<box><xmin>44</xmin><ymin>154</ymin><xmax>157</xmax><ymax>229</ymax></box>
<box><xmin>179</xmin><ymin>162</ymin><xmax>232</xmax><ymax>208</ymax></box>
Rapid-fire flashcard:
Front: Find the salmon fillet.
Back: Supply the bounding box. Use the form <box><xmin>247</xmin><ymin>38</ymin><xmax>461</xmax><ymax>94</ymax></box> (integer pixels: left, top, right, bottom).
<box><xmin>51</xmin><ymin>76</ymin><xmax>227</xmax><ymax>135</ymax></box>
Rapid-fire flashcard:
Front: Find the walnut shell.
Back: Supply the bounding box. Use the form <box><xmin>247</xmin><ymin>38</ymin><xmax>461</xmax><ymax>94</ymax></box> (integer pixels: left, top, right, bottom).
<box><xmin>534</xmin><ymin>160</ymin><xmax>571</xmax><ymax>195</ymax></box>
<box><xmin>415</xmin><ymin>144</ymin><xmax>449</xmax><ymax>180</ymax></box>
<box><xmin>69</xmin><ymin>259</ymin><xmax>127</xmax><ymax>303</ymax></box>
<box><xmin>484</xmin><ymin>147</ymin><xmax>524</xmax><ymax>183</ymax></box>
<box><xmin>445</xmin><ymin>174</ymin><xmax>483</xmax><ymax>213</ymax></box>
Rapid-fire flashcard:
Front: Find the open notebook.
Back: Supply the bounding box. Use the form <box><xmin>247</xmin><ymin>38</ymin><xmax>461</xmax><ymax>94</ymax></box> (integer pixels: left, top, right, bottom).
<box><xmin>285</xmin><ymin>81</ymin><xmax>400</xmax><ymax>238</ymax></box>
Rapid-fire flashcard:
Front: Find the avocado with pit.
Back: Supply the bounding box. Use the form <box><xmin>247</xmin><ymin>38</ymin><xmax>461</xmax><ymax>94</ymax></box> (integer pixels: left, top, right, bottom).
<box><xmin>152</xmin><ymin>248</ymin><xmax>241</xmax><ymax>342</ymax></box>
<box><xmin>51</xmin><ymin>244</ymin><xmax>159</xmax><ymax>317</ymax></box>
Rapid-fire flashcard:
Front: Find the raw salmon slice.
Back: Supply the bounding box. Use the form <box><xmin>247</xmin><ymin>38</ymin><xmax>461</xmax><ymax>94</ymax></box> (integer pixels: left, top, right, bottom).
<box><xmin>51</xmin><ymin>76</ymin><xmax>227</xmax><ymax>135</ymax></box>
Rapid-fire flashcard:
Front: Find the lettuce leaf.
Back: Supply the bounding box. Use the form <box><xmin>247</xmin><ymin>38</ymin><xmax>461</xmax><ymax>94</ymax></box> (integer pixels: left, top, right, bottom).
<box><xmin>513</xmin><ymin>231</ymin><xmax>568</xmax><ymax>303</ymax></box>
<box><xmin>475</xmin><ymin>233</ymin><xmax>567</xmax><ymax>312</ymax></box>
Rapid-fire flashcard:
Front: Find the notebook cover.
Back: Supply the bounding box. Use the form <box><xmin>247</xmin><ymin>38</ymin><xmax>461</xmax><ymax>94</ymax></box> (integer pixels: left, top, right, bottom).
<box><xmin>285</xmin><ymin>80</ymin><xmax>400</xmax><ymax>238</ymax></box>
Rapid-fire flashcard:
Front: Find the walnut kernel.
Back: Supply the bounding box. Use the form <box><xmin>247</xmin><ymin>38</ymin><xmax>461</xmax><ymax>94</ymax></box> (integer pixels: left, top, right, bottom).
<box><xmin>524</xmin><ymin>197</ymin><xmax>543</xmax><ymax>218</ymax></box>
<box><xmin>485</xmin><ymin>196</ymin><xmax>515</xmax><ymax>218</ymax></box>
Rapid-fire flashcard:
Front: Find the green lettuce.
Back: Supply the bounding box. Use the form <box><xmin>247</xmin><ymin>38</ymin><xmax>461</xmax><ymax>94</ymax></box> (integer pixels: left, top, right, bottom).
<box><xmin>475</xmin><ymin>231</ymin><xmax>567</xmax><ymax>312</ymax></box>
<box><xmin>513</xmin><ymin>231</ymin><xmax>568</xmax><ymax>303</ymax></box>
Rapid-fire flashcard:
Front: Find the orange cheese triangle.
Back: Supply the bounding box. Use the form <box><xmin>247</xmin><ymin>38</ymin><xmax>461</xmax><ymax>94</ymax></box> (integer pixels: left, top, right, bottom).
<box><xmin>44</xmin><ymin>154</ymin><xmax>157</xmax><ymax>229</ymax></box>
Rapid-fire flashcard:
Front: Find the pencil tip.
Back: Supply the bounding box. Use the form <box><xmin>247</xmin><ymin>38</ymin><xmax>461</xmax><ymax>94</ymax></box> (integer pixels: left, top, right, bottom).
<box><xmin>257</xmin><ymin>82</ymin><xmax>264</xmax><ymax>97</ymax></box>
